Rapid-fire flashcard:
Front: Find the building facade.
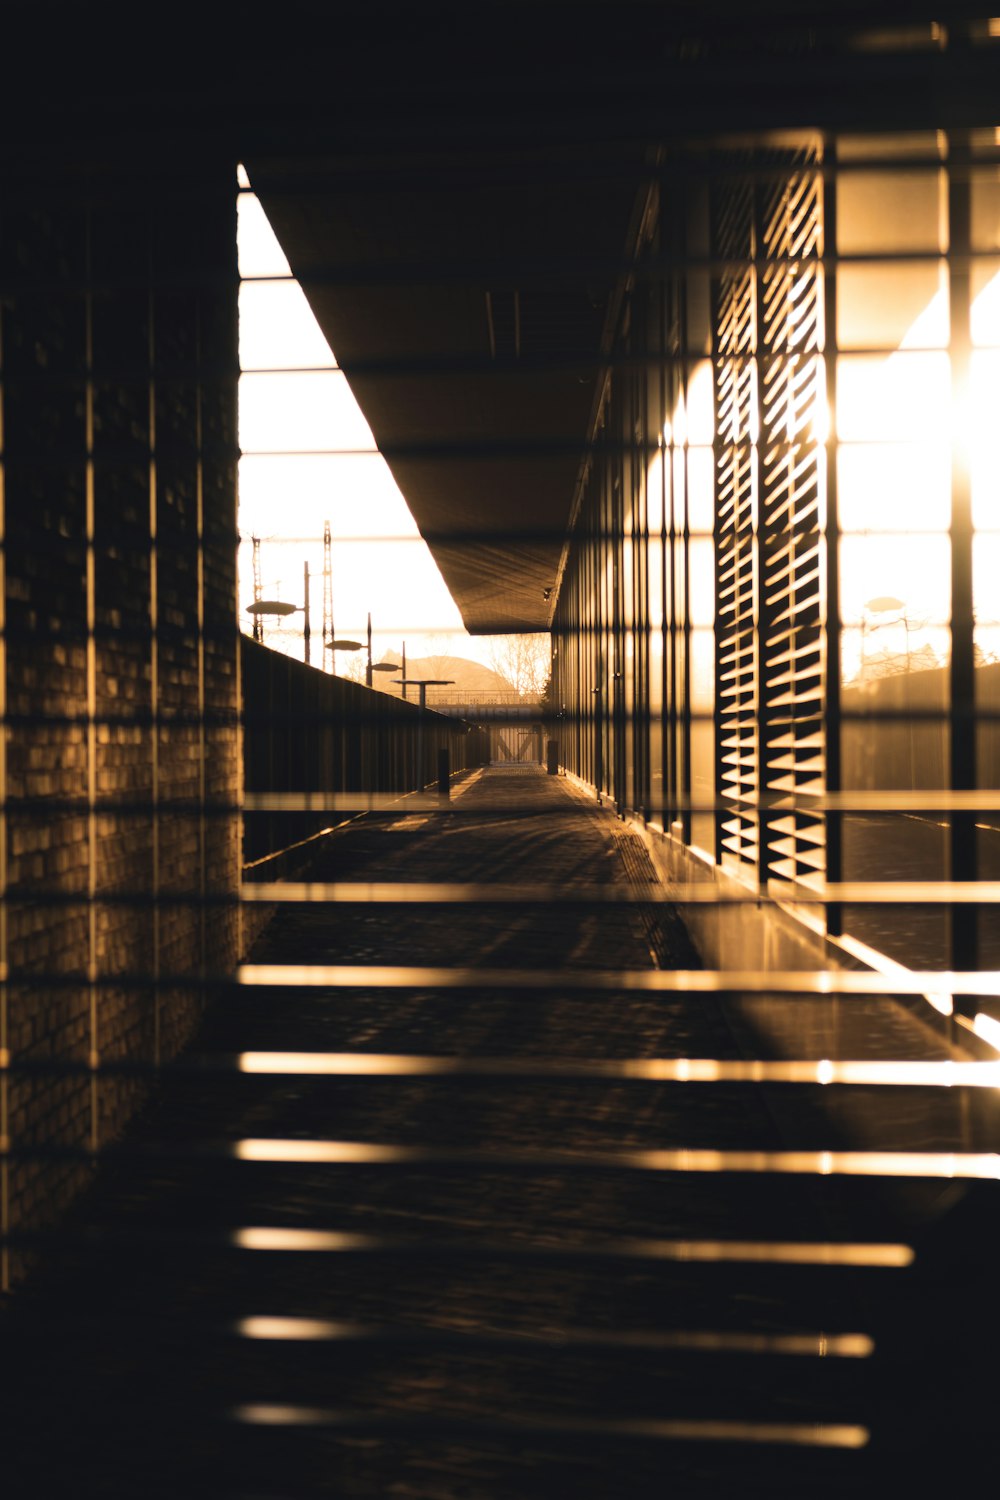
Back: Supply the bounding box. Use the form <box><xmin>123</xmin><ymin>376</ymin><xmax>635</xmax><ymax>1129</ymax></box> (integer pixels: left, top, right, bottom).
<box><xmin>553</xmin><ymin>128</ymin><xmax>1000</xmax><ymax>1002</ymax></box>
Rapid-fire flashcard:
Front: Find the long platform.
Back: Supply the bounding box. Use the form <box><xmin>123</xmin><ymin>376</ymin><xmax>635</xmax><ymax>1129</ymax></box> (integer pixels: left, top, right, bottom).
<box><xmin>5</xmin><ymin>768</ymin><xmax>999</xmax><ymax>1496</ymax></box>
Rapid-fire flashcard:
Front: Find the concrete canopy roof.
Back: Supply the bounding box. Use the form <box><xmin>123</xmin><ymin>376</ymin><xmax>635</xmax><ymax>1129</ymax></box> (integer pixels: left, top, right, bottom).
<box><xmin>237</xmin><ymin>4</ymin><xmax>988</xmax><ymax>637</ymax></box>
<box><xmin>247</xmin><ymin>137</ymin><xmax>645</xmax><ymax>634</ymax></box>
<box><xmin>21</xmin><ymin>2</ymin><xmax>991</xmax><ymax>632</ymax></box>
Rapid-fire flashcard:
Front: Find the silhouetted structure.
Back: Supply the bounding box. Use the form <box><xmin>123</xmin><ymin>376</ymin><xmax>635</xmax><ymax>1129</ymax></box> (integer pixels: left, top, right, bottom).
<box><xmin>4</xmin><ymin>7</ymin><xmax>1000</xmax><ymax>1494</ymax></box>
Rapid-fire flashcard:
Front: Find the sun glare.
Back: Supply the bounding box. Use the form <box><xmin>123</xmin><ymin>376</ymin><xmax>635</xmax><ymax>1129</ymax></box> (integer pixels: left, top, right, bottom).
<box><xmin>650</xmin><ymin>245</ymin><xmax>1000</xmax><ymax>686</ymax></box>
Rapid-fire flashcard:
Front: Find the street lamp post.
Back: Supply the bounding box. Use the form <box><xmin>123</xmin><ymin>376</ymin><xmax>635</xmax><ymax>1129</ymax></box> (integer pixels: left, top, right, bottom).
<box><xmin>245</xmin><ymin>567</ymin><xmax>306</xmax><ymax>661</ymax></box>
<box><xmin>244</xmin><ymin>561</ymin><xmax>322</xmax><ymax>667</ymax></box>
<box><xmin>364</xmin><ymin>613</ymin><xmax>400</xmax><ymax>687</ymax></box>
<box><xmin>325</xmin><ymin>637</ymin><xmax>363</xmax><ymax>669</ymax></box>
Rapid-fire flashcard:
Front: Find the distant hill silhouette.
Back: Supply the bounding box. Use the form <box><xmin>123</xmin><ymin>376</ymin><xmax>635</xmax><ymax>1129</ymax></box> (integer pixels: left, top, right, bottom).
<box><xmin>377</xmin><ymin>651</ymin><xmax>514</xmax><ymax>698</ymax></box>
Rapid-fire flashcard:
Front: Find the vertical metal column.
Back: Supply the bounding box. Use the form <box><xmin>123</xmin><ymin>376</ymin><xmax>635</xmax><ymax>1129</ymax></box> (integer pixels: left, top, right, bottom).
<box><xmin>663</xmin><ymin>246</ymin><xmax>679</xmax><ymax>833</ymax></box>
<box><xmin>822</xmin><ymin>144</ymin><xmax>843</xmax><ymax>936</ymax></box>
<box><xmin>148</xmin><ymin>214</ymin><xmax>162</xmax><ymax>1067</ymax></box>
<box><xmin>948</xmin><ymin>130</ymin><xmax>978</xmax><ymax>984</ymax></box>
<box><xmin>678</xmin><ymin>209</ymin><xmax>693</xmax><ymax>846</ymax></box>
<box><xmin>0</xmin><ymin>298</ymin><xmax>8</xmax><ymax>1291</ymax></box>
<box><xmin>195</xmin><ymin>299</ymin><xmax>208</xmax><ymax>1004</ymax></box>
<box><xmin>710</xmin><ymin>181</ymin><xmax>725</xmax><ymax>866</ymax></box>
<box><xmin>650</xmin><ymin>196</ymin><xmax>668</xmax><ymax>823</ymax></box>
<box><xmin>612</xmin><ymin>407</ymin><xmax>625</xmax><ymax>811</ymax></box>
<box><xmin>84</xmin><ymin>204</ymin><xmax>100</xmax><ymax>1154</ymax></box>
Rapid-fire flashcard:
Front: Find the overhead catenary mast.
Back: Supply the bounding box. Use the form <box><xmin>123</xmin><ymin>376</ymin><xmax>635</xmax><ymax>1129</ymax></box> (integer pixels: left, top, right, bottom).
<box><xmin>322</xmin><ymin>520</ymin><xmax>333</xmax><ymax>669</ymax></box>
<box><xmin>251</xmin><ymin>535</ymin><xmax>263</xmax><ymax>643</ymax></box>
<box><xmin>322</xmin><ymin>520</ymin><xmax>363</xmax><ymax>673</ymax></box>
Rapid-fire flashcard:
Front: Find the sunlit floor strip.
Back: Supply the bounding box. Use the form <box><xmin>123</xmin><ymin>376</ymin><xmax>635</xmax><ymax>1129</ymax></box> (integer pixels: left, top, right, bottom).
<box><xmin>232</xmin><ymin>1138</ymin><xmax>1000</xmax><ymax>1179</ymax></box>
<box><xmin>7</xmin><ymin>1052</ymin><xmax>1000</xmax><ymax>1086</ymax></box>
<box><xmin>232</xmin><ymin>1405</ymin><xmax>870</xmax><ymax>1448</ymax></box>
<box><xmin>6</xmin><ymin>965</ymin><xmax>997</xmax><ymax>997</ymax></box>
<box><xmin>0</xmin><ymin>1226</ymin><xmax>914</xmax><ymax>1267</ymax></box>
<box><xmin>240</xmin><ymin>878</ymin><xmax>1000</xmax><ymax>906</ymax></box>
<box><xmin>240</xmin><ymin>788</ymin><xmax>1000</xmax><ymax>814</ymax></box>
<box><xmin>235</xmin><ymin>963</ymin><xmax>1000</xmax><ymax>998</ymax></box>
<box><xmin>236</xmin><ymin>1316</ymin><xmax>873</xmax><ymax>1358</ymax></box>
<box><xmin>229</xmin><ymin>1229</ymin><xmax>911</xmax><ymax>1266</ymax></box>
<box><xmin>9</xmin><ymin>1136</ymin><xmax>994</xmax><ymax>1179</ymax></box>
<box><xmin>234</xmin><ymin>1052</ymin><xmax>1000</xmax><ymax>1088</ymax></box>
<box><xmin>10</xmin><ymin>876</ymin><xmax>1000</xmax><ymax>909</ymax></box>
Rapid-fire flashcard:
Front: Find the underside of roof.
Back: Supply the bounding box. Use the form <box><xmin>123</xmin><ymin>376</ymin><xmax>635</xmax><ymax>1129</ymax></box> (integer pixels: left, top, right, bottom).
<box><xmin>11</xmin><ymin>3</ymin><xmax>989</xmax><ymax>636</ymax></box>
<box><xmin>247</xmin><ymin>140</ymin><xmax>645</xmax><ymax>633</ymax></box>
<box><xmin>237</xmin><ymin>7</ymin><xmax>1000</xmax><ymax>635</ymax></box>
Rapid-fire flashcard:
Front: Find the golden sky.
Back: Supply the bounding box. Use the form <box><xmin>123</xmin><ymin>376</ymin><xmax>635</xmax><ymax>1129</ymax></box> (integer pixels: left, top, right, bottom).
<box><xmin>236</xmin><ymin>168</ymin><xmax>489</xmax><ymax>670</ymax></box>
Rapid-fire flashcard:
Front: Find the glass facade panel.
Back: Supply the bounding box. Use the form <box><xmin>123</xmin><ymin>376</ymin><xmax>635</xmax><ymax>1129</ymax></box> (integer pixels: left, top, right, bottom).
<box><xmin>837</xmin><ymin>261</ymin><xmax>947</xmax><ymax>350</ymax></box>
<box><xmin>971</xmin><ymin>262</ymin><xmax>1000</xmax><ymax>344</ymax></box>
<box><xmin>976</xmin><ymin>645</ymin><xmax>1000</xmax><ymax>945</ymax></box>
<box><xmin>649</xmin><ymin>628</ymin><xmax>664</xmax><ymax>713</ymax></box>
<box><xmin>671</xmin><ymin>448</ymin><xmax>686</xmax><ymax>530</ymax></box>
<box><xmin>648</xmin><ymin>536</ymin><xmax>663</xmax><ymax>630</ymax></box>
<box><xmin>839</xmin><ymin>536</ymin><xmax>951</xmax><ymax>630</ymax></box>
<box><xmin>688</xmin><ymin>538</ymin><xmax>715</xmax><ymax>628</ymax></box>
<box><xmin>689</xmin><ymin>628</ymin><xmax>714</xmax><ymax>715</ymax></box>
<box><xmin>836</xmin><ymin>132</ymin><xmax>944</xmax><ymax>163</ymax></box>
<box><xmin>549</xmin><ymin>130</ymin><xmax>990</xmax><ymax>977</ymax></box>
<box><xmin>686</xmin><ymin>360</ymin><xmax>715</xmax><ymax>444</ymax></box>
<box><xmin>687</xmin><ymin>448</ymin><xmax>714</xmax><ymax>533</ymax></box>
<box><xmin>971</xmin><ymin>352</ymin><xmax>1000</xmax><ymax>528</ymax></box>
<box><xmin>646</xmin><ymin>451</ymin><xmax>665</xmax><ymax>534</ymax></box>
<box><xmin>840</xmin><ymin>615</ymin><xmax>950</xmax><ymax>965</ymax></box>
<box><xmin>836</xmin><ymin>353</ymin><xmax>950</xmax><ymax>442</ymax></box>
<box><xmin>837</xmin><ymin>169</ymin><xmax>946</xmax><ymax>254</ymax></box>
<box><xmin>841</xmin><ymin>625</ymin><xmax>952</xmax><ymax>690</ymax></box>
<box><xmin>837</xmin><ymin>443</ymin><xmax>950</xmax><ymax>532</ymax></box>
<box><xmin>973</xmin><ymin>535</ymin><xmax>1000</xmax><ymax>627</ymax></box>
<box><xmin>690</xmin><ymin>718</ymin><xmax>715</xmax><ymax>856</ymax></box>
<box><xmin>971</xmin><ymin>167</ymin><xmax>1000</xmax><ymax>252</ymax></box>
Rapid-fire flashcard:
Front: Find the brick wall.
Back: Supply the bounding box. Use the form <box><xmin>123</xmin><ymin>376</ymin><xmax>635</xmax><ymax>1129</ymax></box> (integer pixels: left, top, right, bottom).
<box><xmin>0</xmin><ymin>155</ymin><xmax>241</xmax><ymax>1285</ymax></box>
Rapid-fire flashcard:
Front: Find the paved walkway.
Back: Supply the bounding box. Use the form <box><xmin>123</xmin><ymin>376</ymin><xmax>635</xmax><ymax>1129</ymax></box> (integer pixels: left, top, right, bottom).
<box><xmin>5</xmin><ymin>768</ymin><xmax>999</xmax><ymax>1496</ymax></box>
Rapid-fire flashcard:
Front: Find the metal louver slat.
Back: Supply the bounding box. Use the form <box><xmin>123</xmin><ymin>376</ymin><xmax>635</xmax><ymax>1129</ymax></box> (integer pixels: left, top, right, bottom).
<box><xmin>714</xmin><ymin>147</ymin><xmax>826</xmax><ymax>888</ymax></box>
<box><xmin>771</xmin><ymin>817</ymin><xmax>827</xmax><ymax>845</ymax></box>
<box><xmin>758</xmin><ymin>157</ymin><xmax>825</xmax><ymax>890</ymax></box>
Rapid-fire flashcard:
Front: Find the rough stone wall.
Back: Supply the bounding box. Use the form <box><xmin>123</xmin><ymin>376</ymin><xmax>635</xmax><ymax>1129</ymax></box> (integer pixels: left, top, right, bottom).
<box><xmin>0</xmin><ymin>156</ymin><xmax>240</xmax><ymax>1281</ymax></box>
